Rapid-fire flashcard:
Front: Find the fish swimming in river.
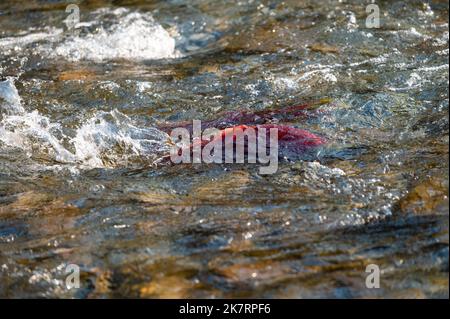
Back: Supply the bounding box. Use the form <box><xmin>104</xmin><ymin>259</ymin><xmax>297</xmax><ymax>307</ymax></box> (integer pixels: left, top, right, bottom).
<box><xmin>156</xmin><ymin>102</ymin><xmax>327</xmax><ymax>166</ymax></box>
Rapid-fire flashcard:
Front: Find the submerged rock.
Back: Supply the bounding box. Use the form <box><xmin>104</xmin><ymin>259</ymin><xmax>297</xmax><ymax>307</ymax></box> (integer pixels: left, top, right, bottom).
<box><xmin>398</xmin><ymin>177</ymin><xmax>449</xmax><ymax>215</ymax></box>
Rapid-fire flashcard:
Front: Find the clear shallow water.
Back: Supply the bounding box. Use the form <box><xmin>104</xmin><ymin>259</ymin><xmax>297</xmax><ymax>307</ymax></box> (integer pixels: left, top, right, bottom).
<box><xmin>0</xmin><ymin>0</ymin><xmax>448</xmax><ymax>298</ymax></box>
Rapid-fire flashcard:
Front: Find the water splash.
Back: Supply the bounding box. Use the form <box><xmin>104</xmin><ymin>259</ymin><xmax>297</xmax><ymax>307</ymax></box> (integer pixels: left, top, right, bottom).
<box><xmin>0</xmin><ymin>77</ymin><xmax>25</xmax><ymax>114</ymax></box>
<box><xmin>50</xmin><ymin>9</ymin><xmax>180</xmax><ymax>62</ymax></box>
<box><xmin>0</xmin><ymin>110</ymin><xmax>76</xmax><ymax>162</ymax></box>
<box><xmin>0</xmin><ymin>28</ymin><xmax>63</xmax><ymax>50</ymax></box>
<box><xmin>0</xmin><ymin>79</ymin><xmax>170</xmax><ymax>168</ymax></box>
<box><xmin>72</xmin><ymin>110</ymin><xmax>171</xmax><ymax>167</ymax></box>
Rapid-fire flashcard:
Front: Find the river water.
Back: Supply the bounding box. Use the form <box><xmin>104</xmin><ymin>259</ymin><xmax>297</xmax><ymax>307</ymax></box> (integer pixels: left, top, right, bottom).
<box><xmin>0</xmin><ymin>0</ymin><xmax>448</xmax><ymax>298</ymax></box>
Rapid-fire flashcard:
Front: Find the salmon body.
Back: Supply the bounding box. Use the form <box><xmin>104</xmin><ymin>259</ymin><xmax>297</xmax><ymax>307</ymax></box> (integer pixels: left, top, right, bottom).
<box><xmin>163</xmin><ymin>103</ymin><xmax>326</xmax><ymax>166</ymax></box>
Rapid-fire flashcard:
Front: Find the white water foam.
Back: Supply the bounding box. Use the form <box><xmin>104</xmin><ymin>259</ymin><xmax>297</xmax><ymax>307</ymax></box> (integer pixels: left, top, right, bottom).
<box><xmin>0</xmin><ymin>8</ymin><xmax>179</xmax><ymax>62</ymax></box>
<box><xmin>0</xmin><ymin>28</ymin><xmax>63</xmax><ymax>48</ymax></box>
<box><xmin>0</xmin><ymin>79</ymin><xmax>170</xmax><ymax>168</ymax></box>
<box><xmin>0</xmin><ymin>110</ymin><xmax>76</xmax><ymax>162</ymax></box>
<box><xmin>71</xmin><ymin>110</ymin><xmax>171</xmax><ymax>167</ymax></box>
<box><xmin>50</xmin><ymin>9</ymin><xmax>180</xmax><ymax>62</ymax></box>
<box><xmin>0</xmin><ymin>78</ymin><xmax>25</xmax><ymax>114</ymax></box>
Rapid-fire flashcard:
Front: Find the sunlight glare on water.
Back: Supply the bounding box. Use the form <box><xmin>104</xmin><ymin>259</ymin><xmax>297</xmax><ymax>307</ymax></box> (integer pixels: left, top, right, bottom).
<box><xmin>0</xmin><ymin>0</ymin><xmax>448</xmax><ymax>298</ymax></box>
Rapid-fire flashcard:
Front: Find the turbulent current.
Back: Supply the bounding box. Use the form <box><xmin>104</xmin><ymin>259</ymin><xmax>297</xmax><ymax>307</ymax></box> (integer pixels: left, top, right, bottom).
<box><xmin>0</xmin><ymin>1</ymin><xmax>448</xmax><ymax>298</ymax></box>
